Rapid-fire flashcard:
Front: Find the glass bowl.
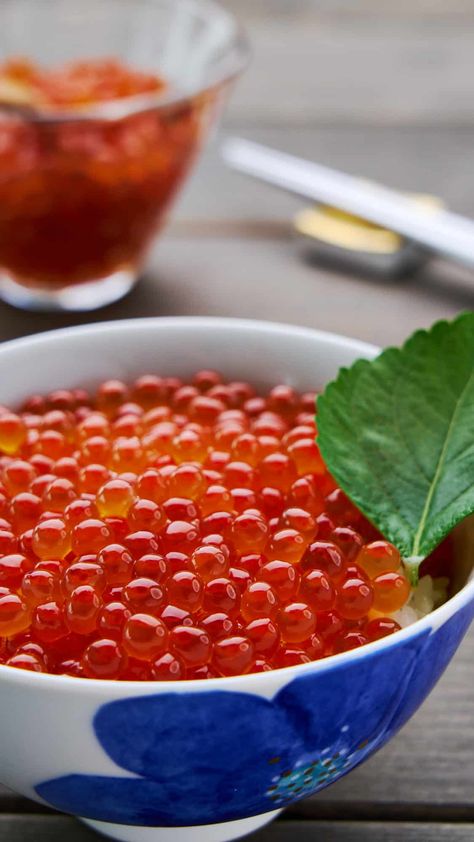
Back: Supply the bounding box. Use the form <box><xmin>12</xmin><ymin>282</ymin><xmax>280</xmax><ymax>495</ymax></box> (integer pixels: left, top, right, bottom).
<box><xmin>0</xmin><ymin>0</ymin><xmax>249</xmax><ymax>311</ymax></box>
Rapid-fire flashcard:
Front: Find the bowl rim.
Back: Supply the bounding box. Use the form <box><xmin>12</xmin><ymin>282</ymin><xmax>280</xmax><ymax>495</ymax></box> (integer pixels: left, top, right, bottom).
<box><xmin>0</xmin><ymin>314</ymin><xmax>472</xmax><ymax>694</ymax></box>
<box><xmin>0</xmin><ymin>0</ymin><xmax>251</xmax><ymax>123</ymax></box>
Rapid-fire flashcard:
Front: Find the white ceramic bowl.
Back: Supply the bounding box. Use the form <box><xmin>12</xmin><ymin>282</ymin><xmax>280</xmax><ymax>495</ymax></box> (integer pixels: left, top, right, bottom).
<box><xmin>0</xmin><ymin>317</ymin><xmax>472</xmax><ymax>842</ymax></box>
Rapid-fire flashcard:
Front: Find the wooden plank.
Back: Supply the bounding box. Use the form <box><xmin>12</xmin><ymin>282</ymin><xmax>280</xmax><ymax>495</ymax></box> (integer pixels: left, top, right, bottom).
<box><xmin>260</xmin><ymin>822</ymin><xmax>474</xmax><ymax>841</ymax></box>
<box><xmin>0</xmin><ymin>231</ymin><xmax>468</xmax><ymax>349</ymax></box>
<box><xmin>2</xmin><ymin>817</ymin><xmax>474</xmax><ymax>842</ymax></box>
<box><xmin>220</xmin><ymin>9</ymin><xmax>474</xmax><ymax>126</ymax></box>
<box><xmin>222</xmin><ymin>1</ymin><xmax>474</xmax><ymax>19</ymax></box>
<box><xmin>0</xmin><ymin>815</ymin><xmax>96</xmax><ymax>840</ymax></box>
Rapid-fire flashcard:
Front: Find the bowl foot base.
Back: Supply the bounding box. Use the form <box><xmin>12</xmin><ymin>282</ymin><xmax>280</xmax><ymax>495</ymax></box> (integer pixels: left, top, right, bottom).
<box><xmin>0</xmin><ymin>268</ymin><xmax>136</xmax><ymax>312</ymax></box>
<box><xmin>80</xmin><ymin>810</ymin><xmax>282</xmax><ymax>842</ymax></box>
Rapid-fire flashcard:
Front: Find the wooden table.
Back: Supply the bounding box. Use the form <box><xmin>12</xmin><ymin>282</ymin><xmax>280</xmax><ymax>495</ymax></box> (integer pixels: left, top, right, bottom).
<box><xmin>2</xmin><ymin>2</ymin><xmax>474</xmax><ymax>839</ymax></box>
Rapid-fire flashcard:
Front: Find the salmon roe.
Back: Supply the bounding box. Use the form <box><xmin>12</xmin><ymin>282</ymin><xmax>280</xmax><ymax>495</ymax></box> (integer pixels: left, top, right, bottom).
<box><xmin>0</xmin><ymin>371</ymin><xmax>416</xmax><ymax>681</ymax></box>
<box><xmin>0</xmin><ymin>58</ymin><xmax>211</xmax><ymax>292</ymax></box>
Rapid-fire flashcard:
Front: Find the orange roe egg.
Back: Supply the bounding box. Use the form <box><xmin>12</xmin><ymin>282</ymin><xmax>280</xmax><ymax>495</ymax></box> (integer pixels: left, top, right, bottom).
<box><xmin>3</xmin><ymin>460</ymin><xmax>35</xmax><ymax>494</ymax></box>
<box><xmin>97</xmin><ymin>380</ymin><xmax>129</xmax><ymax>415</ymax></box>
<box><xmin>98</xmin><ymin>601</ymin><xmax>131</xmax><ymax>639</ymax></box>
<box><xmin>203</xmin><ymin>577</ymin><xmax>238</xmax><ymax>615</ymax></box>
<box><xmin>66</xmin><ymin>585</ymin><xmax>102</xmax><ymax>634</ymax></box>
<box><xmin>259</xmin><ymin>560</ymin><xmax>300</xmax><ymax>601</ymax></box>
<box><xmin>191</xmin><ymin>545</ymin><xmax>228</xmax><ymax>582</ymax></box>
<box><xmin>128</xmin><ymin>499</ymin><xmax>166</xmax><ymax>533</ymax></box>
<box><xmin>96</xmin><ymin>479</ymin><xmax>136</xmax><ymax>518</ymax></box>
<box><xmin>63</xmin><ymin>562</ymin><xmax>106</xmax><ymax>595</ymax></box>
<box><xmin>0</xmin><ymin>553</ymin><xmax>33</xmax><ymax>588</ymax></box>
<box><xmin>0</xmin><ymin>591</ymin><xmax>30</xmax><ymax>636</ymax></box>
<box><xmin>32</xmin><ymin>517</ymin><xmax>71</xmax><ymax>559</ymax></box>
<box><xmin>337</xmin><ymin>577</ymin><xmax>374</xmax><ymax>620</ymax></box>
<box><xmin>278</xmin><ymin>602</ymin><xmax>317</xmax><ymax>643</ymax></box>
<box><xmin>136</xmin><ymin>469</ymin><xmax>168</xmax><ymax>504</ymax></box>
<box><xmin>201</xmin><ymin>612</ymin><xmax>235</xmax><ymax>639</ymax></box>
<box><xmin>123</xmin><ymin>613</ymin><xmax>168</xmax><ymax>660</ymax></box>
<box><xmin>241</xmin><ymin>582</ymin><xmax>279</xmax><ymax>621</ymax></box>
<box><xmin>7</xmin><ymin>653</ymin><xmax>45</xmax><ymax>672</ymax></box>
<box><xmin>32</xmin><ymin>601</ymin><xmax>67</xmax><ymax>642</ymax></box>
<box><xmin>366</xmin><ymin>617</ymin><xmax>402</xmax><ymax>640</ymax></box>
<box><xmin>287</xmin><ymin>438</ymin><xmax>325</xmax><ymax>475</ymax></box>
<box><xmin>72</xmin><ymin>518</ymin><xmax>112</xmax><ymax>555</ymax></box>
<box><xmin>213</xmin><ymin>635</ymin><xmax>254</xmax><ymax>676</ymax></box>
<box><xmin>170</xmin><ymin>625</ymin><xmax>211</xmax><ymax>667</ymax></box>
<box><xmin>301</xmin><ymin>569</ymin><xmax>335</xmax><ymax>611</ymax></box>
<box><xmin>82</xmin><ymin>638</ymin><xmax>126</xmax><ymax>679</ymax></box>
<box><xmin>0</xmin><ymin>372</ymin><xmax>415</xmax><ymax>680</ymax></box>
<box><xmin>268</xmin><ymin>529</ymin><xmax>307</xmax><ymax>564</ymax></box>
<box><xmin>167</xmin><ymin>571</ymin><xmax>204</xmax><ymax>612</ymax></box>
<box><xmin>245</xmin><ymin>618</ymin><xmax>279</xmax><ymax>656</ymax></box>
<box><xmin>152</xmin><ymin>651</ymin><xmax>184</xmax><ymax>681</ymax></box>
<box><xmin>372</xmin><ymin>572</ymin><xmax>411</xmax><ymax>613</ymax></box>
<box><xmin>22</xmin><ymin>569</ymin><xmax>58</xmax><ymax>605</ymax></box>
<box><xmin>356</xmin><ymin>541</ymin><xmax>401</xmax><ymax>578</ymax></box>
<box><xmin>280</xmin><ymin>507</ymin><xmax>317</xmax><ymax>538</ymax></box>
<box><xmin>259</xmin><ymin>453</ymin><xmax>297</xmax><ymax>492</ymax></box>
<box><xmin>79</xmin><ymin>464</ymin><xmax>111</xmax><ymax>494</ymax></box>
<box><xmin>231</xmin><ymin>512</ymin><xmax>268</xmax><ymax>553</ymax></box>
<box><xmin>0</xmin><ymin>414</ymin><xmax>27</xmax><ymax>455</ymax></box>
<box><xmin>43</xmin><ymin>478</ymin><xmax>77</xmax><ymax>513</ymax></box>
<box><xmin>123</xmin><ymin>578</ymin><xmax>165</xmax><ymax>614</ymax></box>
<box><xmin>98</xmin><ymin>544</ymin><xmax>134</xmax><ymax>585</ymax></box>
<box><xmin>163</xmin><ymin>521</ymin><xmax>199</xmax><ymax>554</ymax></box>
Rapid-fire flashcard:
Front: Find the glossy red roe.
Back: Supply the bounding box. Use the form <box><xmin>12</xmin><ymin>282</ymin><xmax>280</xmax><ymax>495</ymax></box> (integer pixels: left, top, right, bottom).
<box><xmin>152</xmin><ymin>651</ymin><xmax>184</xmax><ymax>681</ymax></box>
<box><xmin>170</xmin><ymin>625</ymin><xmax>211</xmax><ymax>667</ymax></box>
<box><xmin>123</xmin><ymin>578</ymin><xmax>165</xmax><ymax>614</ymax></box>
<box><xmin>0</xmin><ymin>371</ymin><xmax>413</xmax><ymax>681</ymax></box>
<box><xmin>167</xmin><ymin>571</ymin><xmax>204</xmax><ymax>612</ymax></box>
<box><xmin>66</xmin><ymin>585</ymin><xmax>102</xmax><ymax>634</ymax></box>
<box><xmin>241</xmin><ymin>582</ymin><xmax>279</xmax><ymax>621</ymax></box>
<box><xmin>366</xmin><ymin>617</ymin><xmax>402</xmax><ymax>640</ymax></box>
<box><xmin>191</xmin><ymin>545</ymin><xmax>228</xmax><ymax>582</ymax></box>
<box><xmin>300</xmin><ymin>569</ymin><xmax>335</xmax><ymax>611</ymax></box>
<box><xmin>337</xmin><ymin>578</ymin><xmax>374</xmax><ymax>620</ymax></box>
<box><xmin>123</xmin><ymin>613</ymin><xmax>168</xmax><ymax>660</ymax></box>
<box><xmin>82</xmin><ymin>639</ymin><xmax>126</xmax><ymax>679</ymax></box>
<box><xmin>259</xmin><ymin>560</ymin><xmax>300</xmax><ymax>601</ymax></box>
<box><xmin>278</xmin><ymin>602</ymin><xmax>317</xmax><ymax>643</ymax></box>
<box><xmin>245</xmin><ymin>618</ymin><xmax>279</xmax><ymax>656</ymax></box>
<box><xmin>213</xmin><ymin>635</ymin><xmax>254</xmax><ymax>676</ymax></box>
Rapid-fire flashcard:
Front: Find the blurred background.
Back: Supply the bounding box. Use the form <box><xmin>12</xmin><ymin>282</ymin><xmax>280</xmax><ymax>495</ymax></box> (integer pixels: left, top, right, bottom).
<box><xmin>2</xmin><ymin>0</ymin><xmax>474</xmax><ymax>345</ymax></box>
<box><xmin>160</xmin><ymin>0</ymin><xmax>474</xmax><ymax>345</ymax></box>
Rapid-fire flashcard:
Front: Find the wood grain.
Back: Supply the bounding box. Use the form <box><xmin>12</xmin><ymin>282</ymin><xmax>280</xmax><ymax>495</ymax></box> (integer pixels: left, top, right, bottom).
<box><xmin>220</xmin><ymin>3</ymin><xmax>474</xmax><ymax>126</ymax></box>
<box><xmin>222</xmin><ymin>1</ymin><xmax>474</xmax><ymax>17</ymax></box>
<box><xmin>1</xmin><ymin>817</ymin><xmax>474</xmax><ymax>842</ymax></box>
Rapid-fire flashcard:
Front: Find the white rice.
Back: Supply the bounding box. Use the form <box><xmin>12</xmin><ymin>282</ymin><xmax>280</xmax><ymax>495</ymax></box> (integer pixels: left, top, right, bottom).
<box><xmin>393</xmin><ymin>575</ymin><xmax>449</xmax><ymax>627</ymax></box>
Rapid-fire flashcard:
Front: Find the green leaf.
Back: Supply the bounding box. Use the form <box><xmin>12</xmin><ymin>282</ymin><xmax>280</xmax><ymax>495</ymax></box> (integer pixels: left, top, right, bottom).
<box><xmin>317</xmin><ymin>312</ymin><xmax>474</xmax><ymax>582</ymax></box>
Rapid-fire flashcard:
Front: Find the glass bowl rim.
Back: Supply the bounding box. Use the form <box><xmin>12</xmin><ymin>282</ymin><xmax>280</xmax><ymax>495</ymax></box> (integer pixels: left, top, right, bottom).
<box><xmin>0</xmin><ymin>0</ymin><xmax>251</xmax><ymax>123</ymax></box>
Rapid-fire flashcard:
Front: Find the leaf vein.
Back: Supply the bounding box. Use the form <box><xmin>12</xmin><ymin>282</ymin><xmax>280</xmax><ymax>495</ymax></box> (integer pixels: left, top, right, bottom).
<box><xmin>411</xmin><ymin>368</ymin><xmax>474</xmax><ymax>556</ymax></box>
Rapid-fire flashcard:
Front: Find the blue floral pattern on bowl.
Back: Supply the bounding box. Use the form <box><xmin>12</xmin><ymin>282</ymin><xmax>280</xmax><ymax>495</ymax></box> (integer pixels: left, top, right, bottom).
<box><xmin>36</xmin><ymin>603</ymin><xmax>474</xmax><ymax>828</ymax></box>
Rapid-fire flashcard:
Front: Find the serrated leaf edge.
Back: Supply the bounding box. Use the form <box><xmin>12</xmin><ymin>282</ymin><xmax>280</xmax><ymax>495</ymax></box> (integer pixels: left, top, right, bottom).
<box><xmin>317</xmin><ymin>311</ymin><xmax>474</xmax><ymax>575</ymax></box>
